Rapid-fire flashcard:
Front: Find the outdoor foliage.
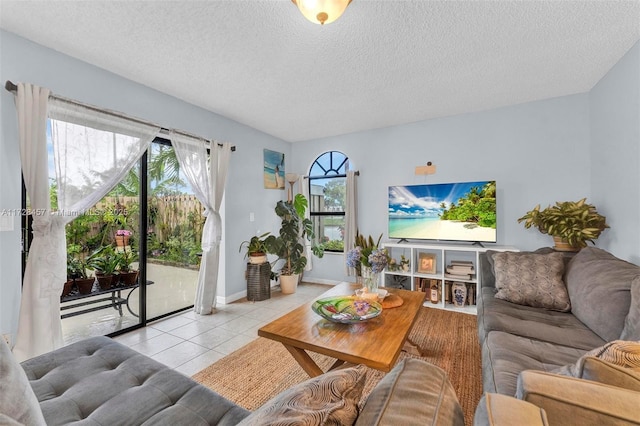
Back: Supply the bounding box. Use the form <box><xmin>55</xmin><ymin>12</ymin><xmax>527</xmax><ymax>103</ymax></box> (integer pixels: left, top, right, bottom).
<box><xmin>439</xmin><ymin>181</ymin><xmax>496</xmax><ymax>228</ymax></box>
<box><xmin>49</xmin><ymin>141</ymin><xmax>205</xmax><ymax>271</ymax></box>
<box><xmin>319</xmin><ymin>239</ymin><xmax>344</xmax><ymax>251</ymax></box>
<box><xmin>322</xmin><ymin>179</ymin><xmax>346</xmax><ymax>211</ymax></box>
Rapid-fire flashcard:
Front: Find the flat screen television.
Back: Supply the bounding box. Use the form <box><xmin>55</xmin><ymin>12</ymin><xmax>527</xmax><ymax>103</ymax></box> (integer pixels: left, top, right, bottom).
<box><xmin>388</xmin><ymin>180</ymin><xmax>497</xmax><ymax>243</ymax></box>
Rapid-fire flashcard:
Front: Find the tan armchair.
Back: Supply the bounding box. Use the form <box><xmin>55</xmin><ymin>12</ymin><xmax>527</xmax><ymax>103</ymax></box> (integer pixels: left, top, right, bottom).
<box><xmin>475</xmin><ymin>356</ymin><xmax>640</xmax><ymax>425</ymax></box>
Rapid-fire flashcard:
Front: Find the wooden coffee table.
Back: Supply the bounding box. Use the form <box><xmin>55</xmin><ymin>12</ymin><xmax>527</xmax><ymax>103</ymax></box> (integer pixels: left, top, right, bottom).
<box><xmin>258</xmin><ymin>282</ymin><xmax>425</xmax><ymax>377</ymax></box>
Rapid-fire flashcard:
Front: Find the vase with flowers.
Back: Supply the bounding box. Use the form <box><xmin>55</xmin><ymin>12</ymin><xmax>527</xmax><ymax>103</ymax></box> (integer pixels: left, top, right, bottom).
<box><xmin>346</xmin><ymin>232</ymin><xmax>390</xmax><ymax>294</ymax></box>
<box><xmin>115</xmin><ymin>229</ymin><xmax>132</xmax><ymax>247</ymax></box>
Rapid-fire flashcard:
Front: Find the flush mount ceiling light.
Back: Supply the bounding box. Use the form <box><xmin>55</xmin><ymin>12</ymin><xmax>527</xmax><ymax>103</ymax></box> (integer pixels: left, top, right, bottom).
<box><xmin>291</xmin><ymin>0</ymin><xmax>352</xmax><ymax>25</ymax></box>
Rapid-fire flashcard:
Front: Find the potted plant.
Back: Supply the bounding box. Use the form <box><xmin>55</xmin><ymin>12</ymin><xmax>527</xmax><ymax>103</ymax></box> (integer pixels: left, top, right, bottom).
<box><xmin>264</xmin><ymin>194</ymin><xmax>323</xmax><ymax>294</ymax></box>
<box><xmin>239</xmin><ymin>232</ymin><xmax>270</xmax><ymax>264</ymax></box>
<box><xmin>346</xmin><ymin>232</ymin><xmax>389</xmax><ymax>291</ymax></box>
<box><xmin>115</xmin><ymin>229</ymin><xmax>132</xmax><ymax>248</ymax></box>
<box><xmin>65</xmin><ymin>244</ymin><xmax>95</xmax><ymax>296</ymax></box>
<box><xmin>518</xmin><ymin>198</ymin><xmax>609</xmax><ymax>251</ymax></box>
<box><xmin>118</xmin><ymin>248</ymin><xmax>139</xmax><ymax>286</ymax></box>
<box><xmin>89</xmin><ymin>246</ymin><xmax>122</xmax><ymax>290</ymax></box>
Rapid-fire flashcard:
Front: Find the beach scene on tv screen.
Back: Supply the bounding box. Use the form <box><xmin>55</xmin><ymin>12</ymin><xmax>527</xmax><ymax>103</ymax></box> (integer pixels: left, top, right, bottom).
<box><xmin>388</xmin><ymin>181</ymin><xmax>497</xmax><ymax>242</ymax></box>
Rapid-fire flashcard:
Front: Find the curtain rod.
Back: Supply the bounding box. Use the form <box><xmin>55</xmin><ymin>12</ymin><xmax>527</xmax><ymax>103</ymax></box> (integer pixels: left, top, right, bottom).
<box><xmin>304</xmin><ymin>171</ymin><xmax>359</xmax><ymax>178</ymax></box>
<box><xmin>4</xmin><ymin>80</ymin><xmax>235</xmax><ymax>151</ymax></box>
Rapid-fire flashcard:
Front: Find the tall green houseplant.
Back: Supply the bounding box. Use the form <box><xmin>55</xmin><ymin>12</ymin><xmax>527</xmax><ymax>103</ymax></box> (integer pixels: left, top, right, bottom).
<box><xmin>265</xmin><ymin>194</ymin><xmax>323</xmax><ymax>293</ymax></box>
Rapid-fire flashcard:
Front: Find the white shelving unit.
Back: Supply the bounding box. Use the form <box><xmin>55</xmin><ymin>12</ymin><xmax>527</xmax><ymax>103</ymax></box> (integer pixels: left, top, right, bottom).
<box><xmin>382</xmin><ymin>241</ymin><xmax>517</xmax><ymax>315</ymax></box>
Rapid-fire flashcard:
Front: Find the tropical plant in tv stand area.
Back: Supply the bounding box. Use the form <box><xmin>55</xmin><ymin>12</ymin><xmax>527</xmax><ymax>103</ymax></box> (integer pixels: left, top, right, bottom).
<box><xmin>346</xmin><ymin>232</ymin><xmax>390</xmax><ymax>293</ymax></box>
<box><xmin>345</xmin><ymin>232</ymin><xmax>382</xmax><ymax>276</ymax></box>
<box><xmin>518</xmin><ymin>198</ymin><xmax>609</xmax><ymax>251</ymax></box>
<box><xmin>264</xmin><ymin>194</ymin><xmax>324</xmax><ymax>294</ymax></box>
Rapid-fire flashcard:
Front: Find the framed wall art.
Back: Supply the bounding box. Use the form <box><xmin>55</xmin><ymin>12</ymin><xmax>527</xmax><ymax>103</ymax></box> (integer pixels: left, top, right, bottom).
<box><xmin>263</xmin><ymin>149</ymin><xmax>285</xmax><ymax>190</ymax></box>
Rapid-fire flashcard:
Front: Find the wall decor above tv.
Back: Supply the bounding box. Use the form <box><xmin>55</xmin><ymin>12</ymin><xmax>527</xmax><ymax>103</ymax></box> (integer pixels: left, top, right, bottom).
<box><xmin>388</xmin><ymin>180</ymin><xmax>497</xmax><ymax>243</ymax></box>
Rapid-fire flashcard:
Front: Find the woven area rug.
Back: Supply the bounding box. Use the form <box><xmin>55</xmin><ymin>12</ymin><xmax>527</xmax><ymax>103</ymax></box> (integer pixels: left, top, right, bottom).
<box><xmin>192</xmin><ymin>307</ymin><xmax>482</xmax><ymax>426</ymax></box>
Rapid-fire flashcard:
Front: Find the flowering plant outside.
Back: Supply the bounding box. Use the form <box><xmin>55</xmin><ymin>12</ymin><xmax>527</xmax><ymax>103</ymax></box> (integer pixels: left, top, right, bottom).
<box><xmin>116</xmin><ymin>229</ymin><xmax>132</xmax><ymax>236</ymax></box>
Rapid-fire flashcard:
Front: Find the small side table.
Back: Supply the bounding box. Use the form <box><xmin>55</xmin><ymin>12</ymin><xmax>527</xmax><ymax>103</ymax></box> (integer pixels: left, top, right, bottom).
<box><xmin>246</xmin><ymin>262</ymin><xmax>271</xmax><ymax>301</ymax></box>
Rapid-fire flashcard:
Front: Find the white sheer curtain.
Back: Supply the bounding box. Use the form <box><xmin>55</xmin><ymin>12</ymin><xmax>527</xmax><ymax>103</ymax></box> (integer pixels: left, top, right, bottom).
<box><xmin>13</xmin><ymin>83</ymin><xmax>159</xmax><ymax>361</ymax></box>
<box><xmin>299</xmin><ymin>175</ymin><xmax>314</xmax><ymax>272</ymax></box>
<box><xmin>170</xmin><ymin>132</ymin><xmax>232</xmax><ymax>315</ymax></box>
<box><xmin>344</xmin><ymin>170</ymin><xmax>358</xmax><ymax>275</ymax></box>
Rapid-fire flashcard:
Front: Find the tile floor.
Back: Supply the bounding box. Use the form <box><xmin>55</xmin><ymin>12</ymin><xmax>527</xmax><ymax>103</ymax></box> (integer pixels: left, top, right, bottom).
<box><xmin>112</xmin><ymin>283</ymin><xmax>330</xmax><ymax>377</ymax></box>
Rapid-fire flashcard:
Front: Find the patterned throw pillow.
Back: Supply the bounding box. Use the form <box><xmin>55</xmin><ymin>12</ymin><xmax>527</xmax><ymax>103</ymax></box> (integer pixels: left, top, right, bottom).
<box><xmin>553</xmin><ymin>340</ymin><xmax>640</xmax><ymax>380</ymax></box>
<box><xmin>237</xmin><ymin>366</ymin><xmax>366</xmax><ymax>426</ymax></box>
<box><xmin>493</xmin><ymin>251</ymin><xmax>570</xmax><ymax>312</ymax></box>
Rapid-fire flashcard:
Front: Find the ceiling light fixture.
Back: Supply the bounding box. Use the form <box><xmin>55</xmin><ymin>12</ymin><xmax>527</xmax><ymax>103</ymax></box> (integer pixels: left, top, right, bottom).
<box><xmin>291</xmin><ymin>0</ymin><xmax>352</xmax><ymax>25</ymax></box>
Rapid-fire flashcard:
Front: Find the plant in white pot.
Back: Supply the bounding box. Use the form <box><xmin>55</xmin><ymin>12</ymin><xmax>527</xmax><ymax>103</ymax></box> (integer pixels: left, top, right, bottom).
<box><xmin>239</xmin><ymin>232</ymin><xmax>270</xmax><ymax>264</ymax></box>
<box><xmin>264</xmin><ymin>194</ymin><xmax>323</xmax><ymax>294</ymax></box>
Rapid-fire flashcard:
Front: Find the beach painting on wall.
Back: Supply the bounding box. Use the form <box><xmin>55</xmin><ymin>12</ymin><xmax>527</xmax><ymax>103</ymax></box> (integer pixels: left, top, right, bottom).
<box><xmin>264</xmin><ymin>149</ymin><xmax>285</xmax><ymax>190</ymax></box>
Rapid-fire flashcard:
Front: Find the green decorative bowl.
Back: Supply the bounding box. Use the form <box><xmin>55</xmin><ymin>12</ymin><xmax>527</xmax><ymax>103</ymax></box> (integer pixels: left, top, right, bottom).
<box><xmin>312</xmin><ymin>296</ymin><xmax>383</xmax><ymax>324</ymax></box>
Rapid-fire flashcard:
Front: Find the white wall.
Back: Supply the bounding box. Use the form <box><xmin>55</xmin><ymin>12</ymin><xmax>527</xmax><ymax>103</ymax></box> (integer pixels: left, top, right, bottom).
<box><xmin>1</xmin><ymin>30</ymin><xmax>638</xmax><ymax>339</ymax></box>
<box><xmin>589</xmin><ymin>41</ymin><xmax>640</xmax><ymax>264</ymax></box>
<box><xmin>0</xmin><ymin>30</ymin><xmax>288</xmax><ymax>339</ymax></box>
<box><xmin>292</xmin><ymin>94</ymin><xmax>593</xmax><ymax>283</ymax></box>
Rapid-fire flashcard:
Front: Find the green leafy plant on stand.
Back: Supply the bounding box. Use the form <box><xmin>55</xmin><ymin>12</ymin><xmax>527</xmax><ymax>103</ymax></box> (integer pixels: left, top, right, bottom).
<box><xmin>239</xmin><ymin>232</ymin><xmax>271</xmax><ymax>259</ymax></box>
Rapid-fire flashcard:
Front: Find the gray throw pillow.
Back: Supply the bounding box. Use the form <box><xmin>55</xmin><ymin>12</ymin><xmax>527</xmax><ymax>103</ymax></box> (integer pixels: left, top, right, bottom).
<box><xmin>493</xmin><ymin>251</ymin><xmax>570</xmax><ymax>312</ymax></box>
<box><xmin>356</xmin><ymin>359</ymin><xmax>464</xmax><ymax>426</ymax></box>
<box><xmin>620</xmin><ymin>276</ymin><xmax>640</xmax><ymax>340</ymax></box>
<box><xmin>564</xmin><ymin>247</ymin><xmax>639</xmax><ymax>342</ymax></box>
<box><xmin>238</xmin><ymin>366</ymin><xmax>366</xmax><ymax>426</ymax></box>
<box><xmin>0</xmin><ymin>339</ymin><xmax>46</xmax><ymax>425</ymax></box>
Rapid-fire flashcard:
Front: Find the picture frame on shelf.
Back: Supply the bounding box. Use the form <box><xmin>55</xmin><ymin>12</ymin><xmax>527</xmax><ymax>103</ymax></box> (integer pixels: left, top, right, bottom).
<box><xmin>418</xmin><ymin>253</ymin><xmax>436</xmax><ymax>274</ymax></box>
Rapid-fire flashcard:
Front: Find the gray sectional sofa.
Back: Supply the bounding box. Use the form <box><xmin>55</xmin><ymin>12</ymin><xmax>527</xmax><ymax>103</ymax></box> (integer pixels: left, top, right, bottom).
<box><xmin>475</xmin><ymin>246</ymin><xmax>640</xmax><ymax>424</ymax></box>
<box><xmin>2</xmin><ymin>334</ymin><xmax>465</xmax><ymax>425</ymax></box>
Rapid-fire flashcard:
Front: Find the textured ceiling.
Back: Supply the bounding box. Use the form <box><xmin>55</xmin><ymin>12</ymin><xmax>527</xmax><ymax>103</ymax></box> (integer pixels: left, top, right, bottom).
<box><xmin>1</xmin><ymin>1</ymin><xmax>639</xmax><ymax>142</ymax></box>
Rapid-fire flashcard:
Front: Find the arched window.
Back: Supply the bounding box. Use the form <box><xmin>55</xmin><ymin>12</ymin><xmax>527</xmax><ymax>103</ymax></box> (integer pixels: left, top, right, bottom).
<box><xmin>308</xmin><ymin>151</ymin><xmax>351</xmax><ymax>252</ymax></box>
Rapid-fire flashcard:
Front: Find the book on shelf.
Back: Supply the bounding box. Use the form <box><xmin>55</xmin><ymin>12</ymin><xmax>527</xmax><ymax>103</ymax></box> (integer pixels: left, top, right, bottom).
<box><xmin>445</xmin><ymin>272</ymin><xmax>472</xmax><ymax>280</ymax></box>
<box><xmin>416</xmin><ymin>278</ymin><xmax>431</xmax><ymax>293</ymax></box>
<box><xmin>446</xmin><ymin>264</ymin><xmax>475</xmax><ymax>274</ymax></box>
<box><xmin>449</xmin><ymin>260</ymin><xmax>474</xmax><ymax>266</ymax></box>
<box><xmin>444</xmin><ymin>281</ymin><xmax>451</xmax><ymax>304</ymax></box>
<box><xmin>466</xmin><ymin>283</ymin><xmax>476</xmax><ymax>305</ymax></box>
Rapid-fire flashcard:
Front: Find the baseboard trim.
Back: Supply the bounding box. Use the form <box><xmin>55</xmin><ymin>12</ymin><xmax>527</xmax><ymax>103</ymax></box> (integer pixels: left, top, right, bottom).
<box><xmin>301</xmin><ymin>277</ymin><xmax>342</xmax><ymax>286</ymax></box>
<box><xmin>216</xmin><ymin>278</ymin><xmax>342</xmax><ymax>305</ymax></box>
<box><xmin>216</xmin><ymin>290</ymin><xmax>246</xmax><ymax>305</ymax></box>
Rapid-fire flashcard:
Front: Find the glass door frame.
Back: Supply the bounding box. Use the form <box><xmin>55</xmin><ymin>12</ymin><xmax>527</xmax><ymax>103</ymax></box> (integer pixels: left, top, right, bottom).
<box><xmin>21</xmin><ymin>136</ymin><xmax>196</xmax><ymax>339</ymax></box>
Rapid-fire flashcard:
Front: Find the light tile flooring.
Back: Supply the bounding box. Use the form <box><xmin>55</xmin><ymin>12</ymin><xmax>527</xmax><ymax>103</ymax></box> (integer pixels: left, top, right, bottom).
<box><xmin>112</xmin><ymin>283</ymin><xmax>330</xmax><ymax>377</ymax></box>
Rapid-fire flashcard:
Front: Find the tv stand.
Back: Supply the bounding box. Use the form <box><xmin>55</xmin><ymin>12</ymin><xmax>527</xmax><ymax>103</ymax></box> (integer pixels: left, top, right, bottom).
<box><xmin>472</xmin><ymin>241</ymin><xmax>485</xmax><ymax>248</ymax></box>
<box><xmin>381</xmin><ymin>241</ymin><xmax>517</xmax><ymax>315</ymax></box>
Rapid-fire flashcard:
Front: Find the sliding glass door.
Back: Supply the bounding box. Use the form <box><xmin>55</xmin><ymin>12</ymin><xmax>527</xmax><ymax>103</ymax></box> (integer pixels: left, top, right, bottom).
<box><xmin>30</xmin><ymin>128</ymin><xmax>200</xmax><ymax>345</ymax></box>
<box><xmin>143</xmin><ymin>140</ymin><xmax>201</xmax><ymax>320</ymax></box>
